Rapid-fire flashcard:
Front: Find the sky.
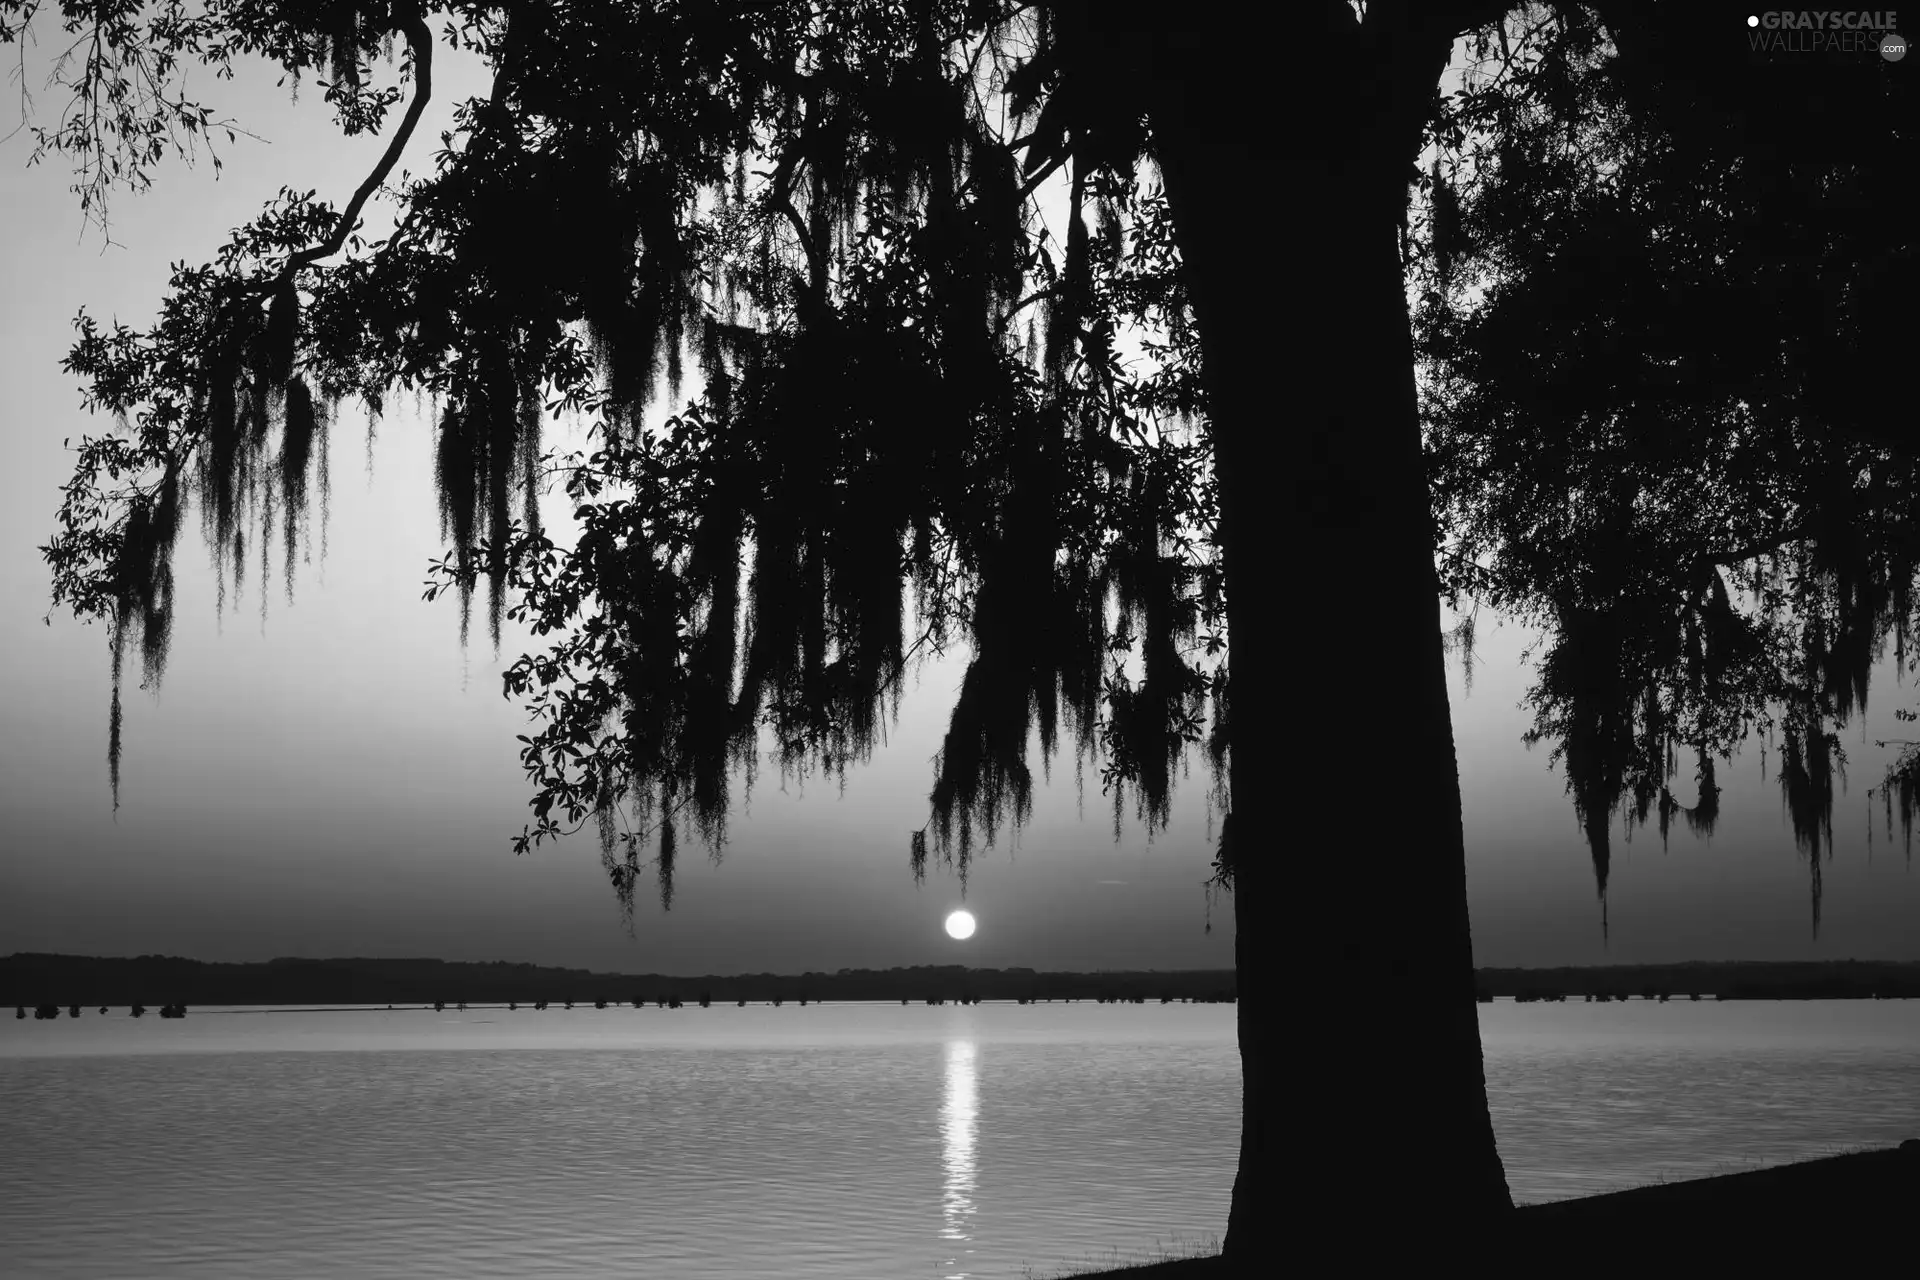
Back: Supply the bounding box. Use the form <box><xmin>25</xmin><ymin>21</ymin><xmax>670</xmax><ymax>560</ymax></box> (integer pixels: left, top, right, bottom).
<box><xmin>2</xmin><ymin>26</ymin><xmax>1916</xmax><ymax>976</ymax></box>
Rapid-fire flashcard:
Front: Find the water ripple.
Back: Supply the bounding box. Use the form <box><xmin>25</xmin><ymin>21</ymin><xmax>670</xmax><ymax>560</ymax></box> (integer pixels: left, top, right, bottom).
<box><xmin>0</xmin><ymin>1005</ymin><xmax>1238</xmax><ymax>1279</ymax></box>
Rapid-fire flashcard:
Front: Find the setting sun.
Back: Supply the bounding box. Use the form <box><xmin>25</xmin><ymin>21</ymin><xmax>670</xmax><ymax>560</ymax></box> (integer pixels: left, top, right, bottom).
<box><xmin>944</xmin><ymin>910</ymin><xmax>977</xmax><ymax>940</ymax></box>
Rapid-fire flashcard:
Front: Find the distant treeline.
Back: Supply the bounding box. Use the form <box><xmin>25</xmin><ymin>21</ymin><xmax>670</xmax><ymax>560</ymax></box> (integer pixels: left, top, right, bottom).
<box><xmin>0</xmin><ymin>955</ymin><xmax>1237</xmax><ymax>1008</ymax></box>
<box><xmin>1475</xmin><ymin>960</ymin><xmax>1920</xmax><ymax>1001</ymax></box>
<box><xmin>10</xmin><ymin>955</ymin><xmax>1918</xmax><ymax>1010</ymax></box>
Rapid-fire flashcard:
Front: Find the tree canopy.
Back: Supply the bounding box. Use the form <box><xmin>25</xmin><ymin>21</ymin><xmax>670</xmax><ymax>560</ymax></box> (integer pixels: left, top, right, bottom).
<box><xmin>19</xmin><ymin>0</ymin><xmax>1916</xmax><ymax>932</ymax></box>
<box><xmin>1412</xmin><ymin>5</ymin><xmax>1919</xmax><ymax>935</ymax></box>
<box><xmin>22</xmin><ymin>0</ymin><xmax>1227</xmax><ymax>913</ymax></box>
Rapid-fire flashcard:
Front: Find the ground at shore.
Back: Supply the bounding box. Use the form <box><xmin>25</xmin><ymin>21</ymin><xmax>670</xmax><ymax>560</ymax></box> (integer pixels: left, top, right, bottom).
<box><xmin>1053</xmin><ymin>1140</ymin><xmax>1920</xmax><ymax>1276</ymax></box>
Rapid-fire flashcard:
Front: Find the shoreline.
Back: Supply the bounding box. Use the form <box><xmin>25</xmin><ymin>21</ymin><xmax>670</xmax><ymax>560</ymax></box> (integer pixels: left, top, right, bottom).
<box><xmin>12</xmin><ymin>953</ymin><xmax>1920</xmax><ymax>1008</ymax></box>
<box><xmin>1057</xmin><ymin>1140</ymin><xmax>1920</xmax><ymax>1276</ymax></box>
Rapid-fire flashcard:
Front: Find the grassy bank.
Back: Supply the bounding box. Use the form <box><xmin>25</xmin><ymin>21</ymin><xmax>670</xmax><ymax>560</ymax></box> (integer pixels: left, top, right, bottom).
<box><xmin>1050</xmin><ymin>1140</ymin><xmax>1920</xmax><ymax>1276</ymax></box>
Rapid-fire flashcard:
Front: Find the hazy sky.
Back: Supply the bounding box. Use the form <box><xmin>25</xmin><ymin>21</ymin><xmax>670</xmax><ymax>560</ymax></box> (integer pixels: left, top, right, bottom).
<box><xmin>3</xmin><ymin>31</ymin><xmax>1916</xmax><ymax>975</ymax></box>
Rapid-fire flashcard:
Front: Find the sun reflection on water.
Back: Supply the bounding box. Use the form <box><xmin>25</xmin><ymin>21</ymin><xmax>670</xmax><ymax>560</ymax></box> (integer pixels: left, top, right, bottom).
<box><xmin>939</xmin><ymin>1036</ymin><xmax>978</xmax><ymax>1274</ymax></box>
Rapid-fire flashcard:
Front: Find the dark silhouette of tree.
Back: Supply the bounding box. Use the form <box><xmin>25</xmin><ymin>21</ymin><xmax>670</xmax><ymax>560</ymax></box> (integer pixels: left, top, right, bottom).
<box><xmin>1416</xmin><ymin>5</ymin><xmax>1918</xmax><ymax>938</ymax></box>
<box><xmin>17</xmin><ymin>0</ymin><xmax>1913</xmax><ymax>1257</ymax></box>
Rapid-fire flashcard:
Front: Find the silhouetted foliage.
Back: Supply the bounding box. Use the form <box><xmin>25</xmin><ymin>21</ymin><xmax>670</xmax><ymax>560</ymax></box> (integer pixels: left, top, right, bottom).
<box><xmin>24</xmin><ymin>0</ymin><xmax>1223</xmax><ymax>917</ymax></box>
<box><xmin>27</xmin><ymin>4</ymin><xmax>1913</xmax><ymax>947</ymax></box>
<box><xmin>1414</xmin><ymin>4</ymin><xmax>1919</xmax><ymax>935</ymax></box>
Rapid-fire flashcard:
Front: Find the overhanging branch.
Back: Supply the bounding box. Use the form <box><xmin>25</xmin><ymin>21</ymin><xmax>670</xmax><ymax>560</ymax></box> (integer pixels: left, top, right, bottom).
<box><xmin>280</xmin><ymin>10</ymin><xmax>434</xmax><ymax>283</ymax></box>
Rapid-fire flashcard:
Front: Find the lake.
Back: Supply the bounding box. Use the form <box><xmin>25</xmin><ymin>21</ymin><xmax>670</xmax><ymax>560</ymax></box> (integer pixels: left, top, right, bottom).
<box><xmin>2</xmin><ymin>999</ymin><xmax>1916</xmax><ymax>1278</ymax></box>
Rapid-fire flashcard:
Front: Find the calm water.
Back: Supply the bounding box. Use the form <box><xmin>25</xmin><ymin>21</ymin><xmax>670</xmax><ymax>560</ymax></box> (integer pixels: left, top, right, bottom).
<box><xmin>2</xmin><ymin>999</ymin><xmax>1916</xmax><ymax>1278</ymax></box>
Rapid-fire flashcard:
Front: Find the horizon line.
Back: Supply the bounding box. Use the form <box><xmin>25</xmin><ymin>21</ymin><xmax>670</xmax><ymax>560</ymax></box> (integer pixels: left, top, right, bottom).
<box><xmin>10</xmin><ymin>952</ymin><xmax>1920</xmax><ymax>977</ymax></box>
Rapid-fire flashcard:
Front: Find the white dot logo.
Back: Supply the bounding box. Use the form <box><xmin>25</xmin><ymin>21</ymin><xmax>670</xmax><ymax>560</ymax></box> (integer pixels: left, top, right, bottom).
<box><xmin>1748</xmin><ymin>14</ymin><xmax>1760</xmax><ymax>26</ymax></box>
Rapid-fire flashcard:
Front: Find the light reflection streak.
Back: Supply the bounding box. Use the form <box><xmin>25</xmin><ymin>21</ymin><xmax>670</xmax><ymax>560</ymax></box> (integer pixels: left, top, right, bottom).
<box><xmin>939</xmin><ymin>1036</ymin><xmax>978</xmax><ymax>1271</ymax></box>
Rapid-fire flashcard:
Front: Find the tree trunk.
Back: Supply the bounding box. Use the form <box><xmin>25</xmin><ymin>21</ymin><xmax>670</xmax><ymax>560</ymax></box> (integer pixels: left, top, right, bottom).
<box><xmin>1146</xmin><ymin>7</ymin><xmax>1513</xmax><ymax>1258</ymax></box>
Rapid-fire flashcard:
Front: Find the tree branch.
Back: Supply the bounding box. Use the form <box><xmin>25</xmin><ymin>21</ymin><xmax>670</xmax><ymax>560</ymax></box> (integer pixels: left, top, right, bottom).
<box><xmin>767</xmin><ymin>97</ymin><xmax>829</xmax><ymax>319</ymax></box>
<box><xmin>775</xmin><ymin>191</ymin><xmax>825</xmax><ymax>309</ymax></box>
<box><xmin>1698</xmin><ymin>525</ymin><xmax>1810</xmax><ymax>574</ymax></box>
<box><xmin>281</xmin><ymin>10</ymin><xmax>433</xmax><ymax>283</ymax></box>
<box><xmin>86</xmin><ymin>8</ymin><xmax>436</xmax><ymax>622</ymax></box>
<box><xmin>995</xmin><ymin>282</ymin><xmax>1061</xmax><ymax>337</ymax></box>
<box><xmin>1014</xmin><ymin>148</ymin><xmax>1068</xmax><ymax>203</ymax></box>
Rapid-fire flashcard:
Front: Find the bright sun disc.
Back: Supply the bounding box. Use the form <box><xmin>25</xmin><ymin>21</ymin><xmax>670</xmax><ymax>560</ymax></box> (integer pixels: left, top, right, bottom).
<box><xmin>944</xmin><ymin>910</ymin><xmax>977</xmax><ymax>940</ymax></box>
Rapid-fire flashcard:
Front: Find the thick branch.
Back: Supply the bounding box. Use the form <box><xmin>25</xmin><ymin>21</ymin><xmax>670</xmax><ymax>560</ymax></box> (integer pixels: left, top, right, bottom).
<box><xmin>1013</xmin><ymin>149</ymin><xmax>1068</xmax><ymax>203</ymax></box>
<box><xmin>775</xmin><ymin>192</ymin><xmax>826</xmax><ymax>311</ymax></box>
<box><xmin>282</xmin><ymin>11</ymin><xmax>433</xmax><ymax>282</ymax></box>
<box><xmin>994</xmin><ymin>282</ymin><xmax>1061</xmax><ymax>337</ymax></box>
<box><xmin>1698</xmin><ymin>525</ymin><xmax>1811</xmax><ymax>574</ymax></box>
<box><xmin>767</xmin><ymin>99</ymin><xmax>830</xmax><ymax>319</ymax></box>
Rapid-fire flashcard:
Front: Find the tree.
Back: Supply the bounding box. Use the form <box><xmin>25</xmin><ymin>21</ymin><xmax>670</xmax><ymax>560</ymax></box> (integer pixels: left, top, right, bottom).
<box><xmin>1416</xmin><ymin>4</ymin><xmax>1919</xmax><ymax>937</ymax></box>
<box><xmin>21</xmin><ymin>0</ymin><xmax>1912</xmax><ymax>1259</ymax></box>
<box><xmin>21</xmin><ymin>0</ymin><xmax>1284</xmax><ymax>1244</ymax></box>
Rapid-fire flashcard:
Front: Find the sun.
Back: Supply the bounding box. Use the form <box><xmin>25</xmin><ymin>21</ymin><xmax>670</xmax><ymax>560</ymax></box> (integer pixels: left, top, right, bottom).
<box><xmin>944</xmin><ymin>910</ymin><xmax>977</xmax><ymax>940</ymax></box>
